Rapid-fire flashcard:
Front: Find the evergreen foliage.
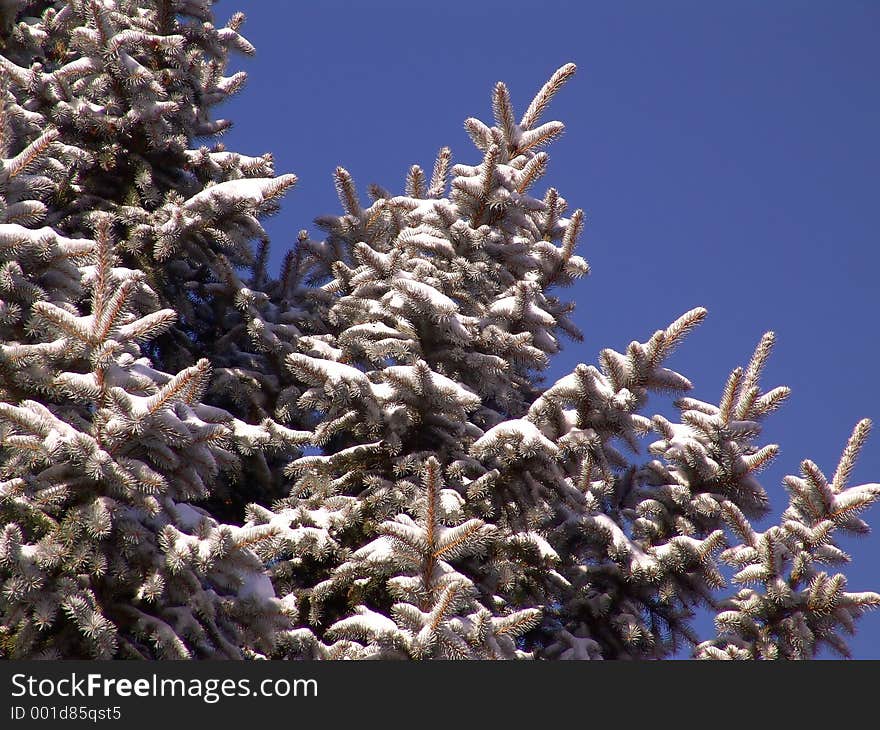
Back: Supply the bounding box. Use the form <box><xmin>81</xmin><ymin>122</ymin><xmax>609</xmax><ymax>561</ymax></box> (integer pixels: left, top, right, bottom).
<box><xmin>0</xmin><ymin>0</ymin><xmax>876</xmax><ymax>660</ymax></box>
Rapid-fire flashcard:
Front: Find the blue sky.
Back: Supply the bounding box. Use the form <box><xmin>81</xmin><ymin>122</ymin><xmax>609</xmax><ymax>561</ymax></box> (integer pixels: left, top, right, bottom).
<box><xmin>217</xmin><ymin>0</ymin><xmax>880</xmax><ymax>658</ymax></box>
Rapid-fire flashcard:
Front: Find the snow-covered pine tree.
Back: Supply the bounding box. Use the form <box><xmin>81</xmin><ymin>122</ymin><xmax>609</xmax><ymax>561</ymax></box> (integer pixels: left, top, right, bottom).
<box><xmin>240</xmin><ymin>65</ymin><xmax>619</xmax><ymax>657</ymax></box>
<box><xmin>278</xmin><ymin>457</ymin><xmax>540</xmax><ymax>659</ymax></box>
<box><xmin>245</xmin><ymin>62</ymin><xmax>879</xmax><ymax>660</ymax></box>
<box><xmin>695</xmin><ymin>419</ymin><xmax>880</xmax><ymax>659</ymax></box>
<box><xmin>0</xmin><ymin>216</ymin><xmax>291</xmax><ymax>658</ymax></box>
<box><xmin>0</xmin><ymin>0</ymin><xmax>308</xmax><ymax>516</ymax></box>
<box><xmin>518</xmin><ymin>325</ymin><xmax>785</xmax><ymax>658</ymax></box>
<box><xmin>1</xmin><ymin>1</ymin><xmax>876</xmax><ymax>661</ymax></box>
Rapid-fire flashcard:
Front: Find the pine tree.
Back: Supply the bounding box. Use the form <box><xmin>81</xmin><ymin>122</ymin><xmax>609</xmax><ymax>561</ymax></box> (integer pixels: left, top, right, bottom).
<box><xmin>695</xmin><ymin>419</ymin><xmax>880</xmax><ymax>659</ymax></box>
<box><xmin>0</xmin><ymin>217</ymin><xmax>290</xmax><ymax>658</ymax></box>
<box><xmin>248</xmin><ymin>61</ymin><xmax>879</xmax><ymax>660</ymax></box>
<box><xmin>0</xmin><ymin>0</ymin><xmax>307</xmax><ymax>517</ymax></box>
<box><xmin>0</xmin><ymin>0</ymin><xmax>301</xmax><ymax>658</ymax></box>
<box><xmin>1</xmin><ymin>1</ymin><xmax>876</xmax><ymax>660</ymax></box>
<box><xmin>242</xmin><ymin>63</ymin><xmax>597</xmax><ymax>658</ymax></box>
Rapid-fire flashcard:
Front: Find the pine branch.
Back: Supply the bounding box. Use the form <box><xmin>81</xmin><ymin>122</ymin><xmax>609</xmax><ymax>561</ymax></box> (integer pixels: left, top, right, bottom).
<box><xmin>520</xmin><ymin>62</ymin><xmax>577</xmax><ymax>130</ymax></box>
<box><xmin>492</xmin><ymin>82</ymin><xmax>518</xmax><ymax>148</ymax></box>
<box><xmin>428</xmin><ymin>147</ymin><xmax>451</xmax><ymax>198</ymax></box>
<box><xmin>832</xmin><ymin>419</ymin><xmax>872</xmax><ymax>493</ymax></box>
<box><xmin>334</xmin><ymin>167</ymin><xmax>361</xmax><ymax>217</ymax></box>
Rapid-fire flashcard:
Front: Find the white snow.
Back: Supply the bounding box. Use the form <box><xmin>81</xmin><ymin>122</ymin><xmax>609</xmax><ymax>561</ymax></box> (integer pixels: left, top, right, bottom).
<box><xmin>182</xmin><ymin>176</ymin><xmax>295</xmax><ymax>213</ymax></box>
<box><xmin>588</xmin><ymin>514</ymin><xmax>653</xmax><ymax>571</ymax></box>
<box><xmin>382</xmin><ymin>365</ymin><xmax>480</xmax><ymax>410</ymax></box>
<box><xmin>230</xmin><ymin>419</ymin><xmax>271</xmax><ymax>447</ymax></box>
<box><xmin>557</xmin><ymin>630</ymin><xmax>603</xmax><ymax>660</ymax></box>
<box><xmin>472</xmin><ymin>418</ymin><xmax>559</xmax><ymax>458</ymax></box>
<box><xmin>331</xmin><ymin>607</ymin><xmax>399</xmax><ymax>639</ymax></box>
<box><xmin>379</xmin><ymin>515</ymin><xmax>425</xmax><ymax>550</ymax></box>
<box><xmin>253</xmin><ymin>508</ymin><xmax>336</xmax><ymax>553</ymax></box>
<box><xmin>55</xmin><ymin>372</ymin><xmax>100</xmax><ymax>399</ymax></box>
<box><xmin>649</xmin><ymin>421</ymin><xmax>697</xmax><ymax>456</ymax></box>
<box><xmin>237</xmin><ymin>572</ymin><xmax>276</xmax><ymax>602</ymax></box>
<box><xmin>70</xmin><ymin>99</ymin><xmax>108</xmax><ymax>116</ymax></box>
<box><xmin>300</xmin><ymin>337</ymin><xmax>344</xmax><ymax>361</ymax></box>
<box><xmin>511</xmin><ymin>531</ymin><xmax>559</xmax><ymax>562</ymax></box>
<box><xmin>184</xmin><ymin>149</ymin><xmax>268</xmax><ymax>173</ymax></box>
<box><xmin>532</xmin><ymin>327</ymin><xmax>559</xmax><ymax>353</ymax></box>
<box><xmin>286</xmin><ymin>353</ymin><xmax>370</xmax><ymax>390</ymax></box>
<box><xmin>131</xmin><ymin>100</ymin><xmax>179</xmax><ymax>122</ymax></box>
<box><xmin>387</xmin><ymin>196</ymin><xmax>457</xmax><ymax>220</ymax></box>
<box><xmin>294</xmin><ymin>506</ymin><xmax>334</xmax><ymax>530</ymax></box>
<box><xmin>391</xmin><ymin>278</ymin><xmax>458</xmax><ymax>316</ymax></box>
<box><xmin>341</xmin><ymin>322</ymin><xmax>403</xmax><ymax>340</ymax></box>
<box><xmin>399</xmin><ymin>228</ymin><xmax>455</xmax><ymax>257</ymax></box>
<box><xmin>368</xmin><ymin>381</ymin><xmax>396</xmax><ymax>402</ymax></box>
<box><xmin>561</xmin><ymin>409</ymin><xmax>580</xmax><ymax>432</ymax></box>
<box><xmin>441</xmin><ymin>314</ymin><xmax>471</xmax><ymax>343</ymax></box>
<box><xmin>439</xmin><ymin>489</ymin><xmax>465</xmax><ymax>515</ymax></box>
<box><xmin>0</xmin><ymin>224</ymin><xmax>93</xmax><ymax>255</ymax></box>
<box><xmin>489</xmin><ymin>296</ymin><xmax>555</xmax><ymax>326</ymax></box>
<box><xmin>117</xmin><ymin>50</ymin><xmax>152</xmax><ymax>81</ymax></box>
<box><xmin>652</xmin><ymin>535</ymin><xmax>706</xmax><ymax>562</ymax></box>
<box><xmin>351</xmin><ymin>536</ymin><xmax>397</xmax><ymax>564</ymax></box>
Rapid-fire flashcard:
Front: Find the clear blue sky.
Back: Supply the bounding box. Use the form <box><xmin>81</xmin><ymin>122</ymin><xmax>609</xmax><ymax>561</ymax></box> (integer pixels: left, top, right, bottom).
<box><xmin>217</xmin><ymin>0</ymin><xmax>880</xmax><ymax>658</ymax></box>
